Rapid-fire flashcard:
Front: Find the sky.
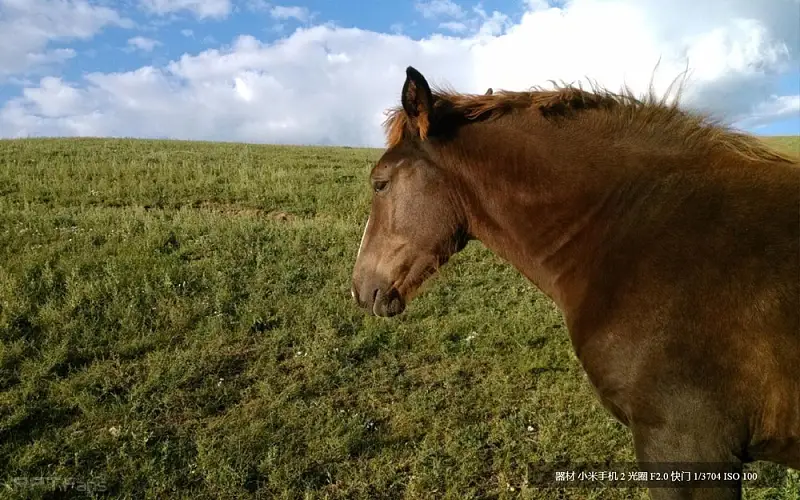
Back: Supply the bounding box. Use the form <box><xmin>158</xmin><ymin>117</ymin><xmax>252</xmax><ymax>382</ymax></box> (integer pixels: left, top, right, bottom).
<box><xmin>0</xmin><ymin>0</ymin><xmax>798</xmax><ymax>147</ymax></box>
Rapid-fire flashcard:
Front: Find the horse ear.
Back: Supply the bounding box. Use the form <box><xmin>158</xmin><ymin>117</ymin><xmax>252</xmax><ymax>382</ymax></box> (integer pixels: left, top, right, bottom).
<box><xmin>401</xmin><ymin>66</ymin><xmax>434</xmax><ymax>141</ymax></box>
<box><xmin>485</xmin><ymin>88</ymin><xmax>493</xmax><ymax>95</ymax></box>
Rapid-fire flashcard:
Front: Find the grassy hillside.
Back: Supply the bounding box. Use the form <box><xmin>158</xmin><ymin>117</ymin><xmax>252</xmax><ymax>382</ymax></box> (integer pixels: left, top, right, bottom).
<box><xmin>1</xmin><ymin>137</ymin><xmax>798</xmax><ymax>499</ymax></box>
<box><xmin>761</xmin><ymin>136</ymin><xmax>799</xmax><ymax>156</ymax></box>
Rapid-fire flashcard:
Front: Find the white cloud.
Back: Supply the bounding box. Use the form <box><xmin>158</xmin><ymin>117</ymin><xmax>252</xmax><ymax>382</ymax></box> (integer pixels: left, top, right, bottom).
<box><xmin>440</xmin><ymin>22</ymin><xmax>468</xmax><ymax>33</ymax></box>
<box><xmin>432</xmin><ymin>4</ymin><xmax>509</xmax><ymax>36</ymax></box>
<box><xmin>472</xmin><ymin>6</ymin><xmax>510</xmax><ymax>37</ymax></box>
<box><xmin>1</xmin><ymin>0</ymin><xmax>797</xmax><ymax>145</ymax></box>
<box><xmin>415</xmin><ymin>0</ymin><xmax>465</xmax><ymax>19</ymax></box>
<box><xmin>181</xmin><ymin>29</ymin><xmax>194</xmax><ymax>37</ymax></box>
<box><xmin>127</xmin><ymin>36</ymin><xmax>162</xmax><ymax>52</ymax></box>
<box><xmin>524</xmin><ymin>0</ymin><xmax>552</xmax><ymax>10</ymax></box>
<box><xmin>736</xmin><ymin>95</ymin><xmax>800</xmax><ymax>129</ymax></box>
<box><xmin>21</xmin><ymin>77</ymin><xmax>86</xmax><ymax>117</ymax></box>
<box><xmin>269</xmin><ymin>5</ymin><xmax>310</xmax><ymax>23</ymax></box>
<box><xmin>244</xmin><ymin>0</ymin><xmax>270</xmax><ymax>12</ymax></box>
<box><xmin>138</xmin><ymin>0</ymin><xmax>232</xmax><ymax>19</ymax></box>
<box><xmin>0</xmin><ymin>0</ymin><xmax>128</xmax><ymax>78</ymax></box>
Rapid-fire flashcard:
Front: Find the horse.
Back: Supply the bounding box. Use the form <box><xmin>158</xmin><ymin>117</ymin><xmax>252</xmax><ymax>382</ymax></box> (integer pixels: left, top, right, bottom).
<box><xmin>350</xmin><ymin>66</ymin><xmax>800</xmax><ymax>499</ymax></box>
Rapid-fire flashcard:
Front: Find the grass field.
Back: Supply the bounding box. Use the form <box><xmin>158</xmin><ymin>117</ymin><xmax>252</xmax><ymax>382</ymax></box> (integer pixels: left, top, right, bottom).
<box><xmin>1</xmin><ymin>136</ymin><xmax>798</xmax><ymax>499</ymax></box>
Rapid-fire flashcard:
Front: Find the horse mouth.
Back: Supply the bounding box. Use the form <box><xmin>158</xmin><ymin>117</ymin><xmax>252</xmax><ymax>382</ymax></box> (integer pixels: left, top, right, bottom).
<box><xmin>354</xmin><ymin>255</ymin><xmax>444</xmax><ymax>318</ymax></box>
<box><xmin>372</xmin><ymin>287</ymin><xmax>405</xmax><ymax>317</ymax></box>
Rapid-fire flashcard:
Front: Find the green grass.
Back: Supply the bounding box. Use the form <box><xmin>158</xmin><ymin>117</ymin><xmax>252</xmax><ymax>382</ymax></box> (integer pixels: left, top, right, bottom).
<box><xmin>1</xmin><ymin>137</ymin><xmax>798</xmax><ymax>499</ymax></box>
<box><xmin>763</xmin><ymin>136</ymin><xmax>799</xmax><ymax>156</ymax></box>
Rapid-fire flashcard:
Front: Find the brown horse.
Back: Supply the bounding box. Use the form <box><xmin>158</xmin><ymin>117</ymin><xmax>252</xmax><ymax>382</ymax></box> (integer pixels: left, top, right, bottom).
<box><xmin>350</xmin><ymin>66</ymin><xmax>799</xmax><ymax>499</ymax></box>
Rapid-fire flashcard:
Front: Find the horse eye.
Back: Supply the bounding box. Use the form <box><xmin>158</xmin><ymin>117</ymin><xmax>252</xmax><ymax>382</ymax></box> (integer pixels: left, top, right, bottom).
<box><xmin>373</xmin><ymin>180</ymin><xmax>389</xmax><ymax>193</ymax></box>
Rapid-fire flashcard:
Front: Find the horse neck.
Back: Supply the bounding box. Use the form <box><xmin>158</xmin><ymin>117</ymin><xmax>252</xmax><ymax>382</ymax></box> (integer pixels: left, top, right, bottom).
<box><xmin>440</xmin><ymin>117</ymin><xmax>641</xmax><ymax>316</ymax></box>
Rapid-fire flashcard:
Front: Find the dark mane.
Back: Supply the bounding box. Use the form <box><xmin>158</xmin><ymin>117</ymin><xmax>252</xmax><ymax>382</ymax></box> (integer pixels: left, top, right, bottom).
<box><xmin>383</xmin><ymin>83</ymin><xmax>796</xmax><ymax>164</ymax></box>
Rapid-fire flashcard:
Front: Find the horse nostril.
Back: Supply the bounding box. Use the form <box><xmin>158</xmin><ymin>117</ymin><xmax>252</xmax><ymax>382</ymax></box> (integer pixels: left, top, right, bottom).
<box><xmin>352</xmin><ymin>281</ymin><xmax>384</xmax><ymax>312</ymax></box>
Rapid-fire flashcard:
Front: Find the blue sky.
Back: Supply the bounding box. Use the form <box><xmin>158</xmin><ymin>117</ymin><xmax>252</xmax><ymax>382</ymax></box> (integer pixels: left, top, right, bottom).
<box><xmin>19</xmin><ymin>0</ymin><xmax>532</xmax><ymax>78</ymax></box>
<box><xmin>0</xmin><ymin>0</ymin><xmax>797</xmax><ymax>145</ymax></box>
